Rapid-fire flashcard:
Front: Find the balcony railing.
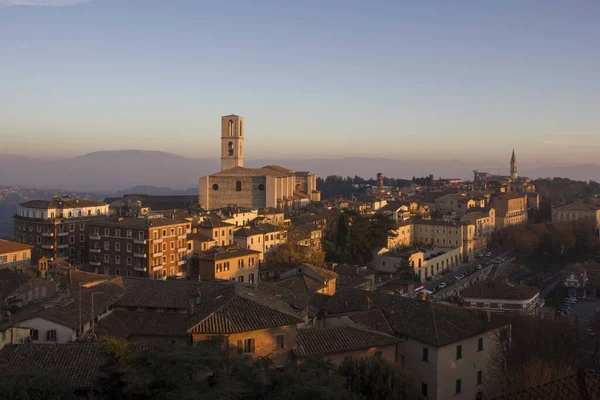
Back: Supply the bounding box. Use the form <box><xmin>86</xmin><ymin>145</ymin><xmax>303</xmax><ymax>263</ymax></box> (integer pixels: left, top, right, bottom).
<box><xmin>42</xmin><ymin>232</ymin><xmax>54</xmax><ymax>237</ymax></box>
<box><xmin>177</xmin><ymin>260</ymin><xmax>186</xmax><ymax>266</ymax></box>
<box><xmin>57</xmin><ymin>244</ymin><xmax>69</xmax><ymax>249</ymax></box>
<box><xmin>152</xmin><ymin>265</ymin><xmax>163</xmax><ymax>272</ymax></box>
<box><xmin>134</xmin><ymin>239</ymin><xmax>147</xmax><ymax>244</ymax></box>
<box><xmin>177</xmin><ymin>234</ymin><xmax>187</xmax><ymax>240</ymax></box>
<box><xmin>41</xmin><ymin>244</ymin><xmax>54</xmax><ymax>250</ymax></box>
<box><xmin>152</xmin><ymin>251</ymin><xmax>163</xmax><ymax>258</ymax></box>
<box><xmin>153</xmin><ymin>238</ymin><xmax>163</xmax><ymax>244</ymax></box>
<box><xmin>134</xmin><ymin>252</ymin><xmax>147</xmax><ymax>258</ymax></box>
<box><xmin>134</xmin><ymin>266</ymin><xmax>147</xmax><ymax>272</ymax></box>
<box><xmin>57</xmin><ymin>232</ymin><xmax>69</xmax><ymax>237</ymax></box>
<box><xmin>89</xmin><ymin>248</ymin><xmax>101</xmax><ymax>253</ymax></box>
<box><xmin>90</xmin><ymin>234</ymin><xmax>101</xmax><ymax>240</ymax></box>
<box><xmin>90</xmin><ymin>261</ymin><xmax>101</xmax><ymax>266</ymax></box>
<box><xmin>177</xmin><ymin>247</ymin><xmax>187</xmax><ymax>253</ymax></box>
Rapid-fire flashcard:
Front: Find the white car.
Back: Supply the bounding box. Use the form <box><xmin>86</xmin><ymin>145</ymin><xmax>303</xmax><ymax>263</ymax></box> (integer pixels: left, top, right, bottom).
<box><xmin>565</xmin><ymin>297</ymin><xmax>577</xmax><ymax>304</ymax></box>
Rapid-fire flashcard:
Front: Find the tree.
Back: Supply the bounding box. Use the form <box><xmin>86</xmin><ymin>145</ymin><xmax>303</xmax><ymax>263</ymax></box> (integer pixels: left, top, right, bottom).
<box><xmin>267</xmin><ymin>227</ymin><xmax>326</xmax><ymax>267</ymax></box>
<box><xmin>335</xmin><ymin>213</ymin><xmax>349</xmax><ymax>249</ymax></box>
<box><xmin>338</xmin><ymin>356</ymin><xmax>417</xmax><ymax>400</ymax></box>
<box><xmin>0</xmin><ymin>370</ymin><xmax>75</xmax><ymax>400</ymax></box>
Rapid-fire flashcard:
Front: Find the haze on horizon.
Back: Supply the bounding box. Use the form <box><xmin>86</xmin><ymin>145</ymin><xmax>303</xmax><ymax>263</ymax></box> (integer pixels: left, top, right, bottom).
<box><xmin>1</xmin><ymin>0</ymin><xmax>599</xmax><ymax>165</ymax></box>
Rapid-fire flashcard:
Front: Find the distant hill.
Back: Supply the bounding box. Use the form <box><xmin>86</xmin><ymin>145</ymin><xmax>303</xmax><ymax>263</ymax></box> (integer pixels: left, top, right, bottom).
<box><xmin>1</xmin><ymin>151</ymin><xmax>599</xmax><ymax>191</ymax></box>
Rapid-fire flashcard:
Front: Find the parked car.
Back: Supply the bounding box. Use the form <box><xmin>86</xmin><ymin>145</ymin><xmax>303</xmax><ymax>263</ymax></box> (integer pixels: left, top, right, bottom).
<box><xmin>565</xmin><ymin>297</ymin><xmax>577</xmax><ymax>304</ymax></box>
<box><xmin>439</xmin><ymin>282</ymin><xmax>447</xmax><ymax>288</ymax></box>
<box><xmin>484</xmin><ymin>252</ymin><xmax>491</xmax><ymax>257</ymax></box>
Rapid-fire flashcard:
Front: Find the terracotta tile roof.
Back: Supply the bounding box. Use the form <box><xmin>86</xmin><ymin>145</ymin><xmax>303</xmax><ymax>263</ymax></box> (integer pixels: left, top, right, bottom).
<box><xmin>564</xmin><ymin>263</ymin><xmax>588</xmax><ymax>274</ymax></box>
<box><xmin>81</xmin><ymin>311</ymin><xmax>191</xmax><ymax>339</ymax></box>
<box><xmin>186</xmin><ymin>232</ymin><xmax>215</xmax><ymax>242</ymax></box>
<box><xmin>294</xmin><ymin>326</ymin><xmax>400</xmax><ymax>357</ymax></box>
<box><xmin>0</xmin><ymin>270</ymin><xmax>32</xmax><ymax>299</ymax></box>
<box><xmin>275</xmin><ymin>274</ymin><xmax>326</xmax><ymax>294</ymax></box>
<box><xmin>555</xmin><ymin>202</ymin><xmax>600</xmax><ymax>212</ymax></box>
<box><xmin>345</xmin><ymin>309</ymin><xmax>395</xmax><ymax>335</ymax></box>
<box><xmin>461</xmin><ymin>280</ymin><xmax>539</xmax><ymax>301</ymax></box>
<box><xmin>302</xmin><ymin>264</ymin><xmax>338</xmax><ymax>281</ymax></box>
<box><xmin>188</xmin><ymin>285</ymin><xmax>303</xmax><ymax>334</ymax></box>
<box><xmin>197</xmin><ymin>247</ymin><xmax>261</xmax><ymax>261</ymax></box>
<box><xmin>0</xmin><ymin>343</ymin><xmax>105</xmax><ymax>390</ymax></box>
<box><xmin>0</xmin><ymin>239</ymin><xmax>33</xmax><ymax>254</ymax></box>
<box><xmin>199</xmin><ymin>217</ymin><xmax>235</xmax><ymax>228</ymax></box>
<box><xmin>322</xmin><ymin>287</ymin><xmax>504</xmax><ymax>347</ymax></box>
<box><xmin>116</xmin><ymin>277</ymin><xmax>224</xmax><ymax>309</ymax></box>
<box><xmin>336</xmin><ymin>275</ymin><xmax>371</xmax><ymax>288</ymax></box>
<box><xmin>233</xmin><ymin>226</ymin><xmax>264</xmax><ymax>237</ymax></box>
<box><xmin>19</xmin><ymin>198</ymin><xmax>107</xmax><ymax>210</ymax></box>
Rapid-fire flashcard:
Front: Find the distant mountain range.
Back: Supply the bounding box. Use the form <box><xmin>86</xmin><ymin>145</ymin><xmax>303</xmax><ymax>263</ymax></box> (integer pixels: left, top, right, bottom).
<box><xmin>1</xmin><ymin>150</ymin><xmax>599</xmax><ymax>192</ymax></box>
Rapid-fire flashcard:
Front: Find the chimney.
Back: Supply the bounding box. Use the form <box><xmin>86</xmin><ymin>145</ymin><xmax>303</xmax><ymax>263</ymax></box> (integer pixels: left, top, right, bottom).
<box><xmin>188</xmin><ymin>298</ymin><xmax>195</xmax><ymax>315</ymax></box>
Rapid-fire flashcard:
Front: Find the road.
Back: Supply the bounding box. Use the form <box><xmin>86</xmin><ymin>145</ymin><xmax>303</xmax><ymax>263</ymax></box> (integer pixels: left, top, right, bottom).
<box><xmin>423</xmin><ymin>248</ymin><xmax>511</xmax><ymax>293</ymax></box>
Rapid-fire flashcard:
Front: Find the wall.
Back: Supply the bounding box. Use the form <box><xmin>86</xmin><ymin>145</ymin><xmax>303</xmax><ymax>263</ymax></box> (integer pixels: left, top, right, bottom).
<box><xmin>397</xmin><ymin>337</ymin><xmax>440</xmax><ymax>399</ymax></box>
<box><xmin>310</xmin><ymin>344</ymin><xmax>396</xmax><ymax>365</ymax></box>
<box><xmin>0</xmin><ymin>326</ymin><xmax>32</xmax><ymax>349</ymax></box>
<box><xmin>207</xmin><ymin>176</ymin><xmax>267</xmax><ymax>210</ymax></box>
<box><xmin>193</xmin><ymin>325</ymin><xmax>297</xmax><ymax>366</ymax></box>
<box><xmin>16</xmin><ymin>317</ymin><xmax>76</xmax><ymax>343</ymax></box>
<box><xmin>0</xmin><ymin>247</ymin><xmax>32</xmax><ymax>269</ymax></box>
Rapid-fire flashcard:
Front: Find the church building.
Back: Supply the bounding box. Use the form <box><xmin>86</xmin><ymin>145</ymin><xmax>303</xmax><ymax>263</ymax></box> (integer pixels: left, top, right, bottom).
<box><xmin>198</xmin><ymin>115</ymin><xmax>321</xmax><ymax>211</ymax></box>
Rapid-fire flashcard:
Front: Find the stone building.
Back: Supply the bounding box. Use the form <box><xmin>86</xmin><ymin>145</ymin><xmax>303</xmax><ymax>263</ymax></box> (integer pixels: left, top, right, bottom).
<box><xmin>491</xmin><ymin>193</ymin><xmax>528</xmax><ymax>229</ymax></box>
<box><xmin>552</xmin><ymin>202</ymin><xmax>600</xmax><ymax>230</ymax></box>
<box><xmin>198</xmin><ymin>115</ymin><xmax>320</xmax><ymax>210</ymax></box>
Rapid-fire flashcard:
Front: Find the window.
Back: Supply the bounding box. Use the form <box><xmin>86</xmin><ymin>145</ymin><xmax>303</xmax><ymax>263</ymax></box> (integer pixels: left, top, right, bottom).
<box><xmin>162</xmin><ymin>243</ymin><xmax>167</xmax><ymax>251</ymax></box>
<box><xmin>276</xmin><ymin>334</ymin><xmax>285</xmax><ymax>349</ymax></box>
<box><xmin>162</xmin><ymin>229</ymin><xmax>167</xmax><ymax>237</ymax></box>
<box><xmin>127</xmin><ymin>257</ymin><xmax>132</xmax><ymax>266</ymax></box>
<box><xmin>478</xmin><ymin>337</ymin><xmax>484</xmax><ymax>352</ymax></box>
<box><xmin>235</xmin><ymin>181</ymin><xmax>242</xmax><ymax>191</ymax></box>
<box><xmin>421</xmin><ymin>383</ymin><xmax>428</xmax><ymax>397</ymax></box>
<box><xmin>162</xmin><ymin>256</ymin><xmax>167</xmax><ymax>264</ymax></box>
<box><xmin>170</xmin><ymin>254</ymin><xmax>175</xmax><ymax>262</ymax></box>
<box><xmin>104</xmin><ymin>267</ymin><xmax>109</xmax><ymax>275</ymax></box>
<box><xmin>237</xmin><ymin>338</ymin><xmax>255</xmax><ymax>354</ymax></box>
<box><xmin>238</xmin><ymin>276</ymin><xmax>244</xmax><ymax>283</ymax></box>
<box><xmin>153</xmin><ymin>231</ymin><xmax>158</xmax><ymax>240</ymax></box>
<box><xmin>115</xmin><ymin>269</ymin><xmax>120</xmax><ymax>276</ymax></box>
<box><xmin>115</xmin><ymin>242</ymin><xmax>120</xmax><ymax>251</ymax></box>
<box><xmin>249</xmin><ymin>273</ymin><xmax>255</xmax><ymax>284</ymax></box>
<box><xmin>477</xmin><ymin>370</ymin><xmax>483</xmax><ymax>385</ymax></box>
<box><xmin>484</xmin><ymin>302</ymin><xmax>490</xmax><ymax>308</ymax></box>
<box><xmin>498</xmin><ymin>303</ymin><xmax>504</xmax><ymax>309</ymax></box>
<box><xmin>104</xmin><ymin>241</ymin><xmax>110</xmax><ymax>251</ymax></box>
<box><xmin>115</xmin><ymin>229</ymin><xmax>121</xmax><ymax>237</ymax></box>
<box><xmin>224</xmin><ymin>262</ymin><xmax>230</xmax><ymax>271</ymax></box>
<box><xmin>170</xmin><ymin>267</ymin><xmax>175</xmax><ymax>276</ymax></box>
<box><xmin>212</xmin><ymin>184</ymin><xmax>219</xmax><ymax>191</ymax></box>
<box><xmin>127</xmin><ymin>243</ymin><xmax>132</xmax><ymax>252</ymax></box>
<box><xmin>456</xmin><ymin>345</ymin><xmax>462</xmax><ymax>360</ymax></box>
<box><xmin>80</xmin><ymin>234</ymin><xmax>84</xmax><ymax>241</ymax></box>
<box><xmin>69</xmin><ymin>224</ymin><xmax>75</xmax><ymax>232</ymax></box>
<box><xmin>422</xmin><ymin>347</ymin><xmax>429</xmax><ymax>362</ymax></box>
<box><xmin>455</xmin><ymin>379</ymin><xmax>462</xmax><ymax>394</ymax></box>
<box><xmin>170</xmin><ymin>241</ymin><xmax>175</xmax><ymax>250</ymax></box>
<box><xmin>470</xmin><ymin>302</ymin><xmax>478</xmax><ymax>308</ymax></box>
<box><xmin>170</xmin><ymin>228</ymin><xmax>175</xmax><ymax>236</ymax></box>
<box><xmin>103</xmin><ymin>254</ymin><xmax>109</xmax><ymax>263</ymax></box>
<box><xmin>104</xmin><ymin>228</ymin><xmax>110</xmax><ymax>236</ymax></box>
<box><xmin>69</xmin><ymin>235</ymin><xmax>75</xmax><ymax>243</ymax></box>
<box><xmin>31</xmin><ymin>329</ymin><xmax>39</xmax><ymax>341</ymax></box>
<box><xmin>37</xmin><ymin>236</ymin><xmax>41</xmax><ymax>245</ymax></box>
<box><xmin>115</xmin><ymin>255</ymin><xmax>121</xmax><ymax>265</ymax></box>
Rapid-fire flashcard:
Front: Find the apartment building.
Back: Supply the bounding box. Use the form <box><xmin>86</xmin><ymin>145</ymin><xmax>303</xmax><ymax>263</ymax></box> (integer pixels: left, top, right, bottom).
<box><xmin>188</xmin><ymin>246</ymin><xmax>260</xmax><ymax>284</ymax></box>
<box><xmin>196</xmin><ymin>218</ymin><xmax>235</xmax><ymax>247</ymax></box>
<box><xmin>373</xmin><ymin>246</ymin><xmax>462</xmax><ymax>282</ymax></box>
<box><xmin>552</xmin><ymin>202</ymin><xmax>600</xmax><ymax>229</ymax></box>
<box><xmin>434</xmin><ymin>194</ymin><xmax>480</xmax><ymax>217</ymax></box>
<box><xmin>233</xmin><ymin>223</ymin><xmax>287</xmax><ymax>260</ymax></box>
<box><xmin>0</xmin><ymin>239</ymin><xmax>33</xmax><ymax>269</ymax></box>
<box><xmin>460</xmin><ymin>208</ymin><xmax>496</xmax><ymax>250</ymax></box>
<box><xmin>462</xmin><ymin>280</ymin><xmax>542</xmax><ymax>315</ymax></box>
<box><xmin>13</xmin><ymin>197</ymin><xmax>109</xmax><ymax>264</ymax></box>
<box><xmin>87</xmin><ymin>214</ymin><xmax>192</xmax><ymax>279</ymax></box>
<box><xmin>491</xmin><ymin>193</ymin><xmax>528</xmax><ymax>229</ymax></box>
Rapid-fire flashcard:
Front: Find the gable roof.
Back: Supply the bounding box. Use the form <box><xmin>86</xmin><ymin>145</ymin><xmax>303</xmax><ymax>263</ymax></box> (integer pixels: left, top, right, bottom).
<box><xmin>294</xmin><ymin>326</ymin><xmax>400</xmax><ymax>357</ymax></box>
<box><xmin>275</xmin><ymin>274</ymin><xmax>326</xmax><ymax>294</ymax></box>
<box><xmin>0</xmin><ymin>270</ymin><xmax>32</xmax><ymax>299</ymax></box>
<box><xmin>0</xmin><ymin>343</ymin><xmax>104</xmax><ymax>390</ymax></box>
<box><xmin>188</xmin><ymin>285</ymin><xmax>303</xmax><ymax>334</ymax></box>
<box><xmin>344</xmin><ymin>309</ymin><xmax>395</xmax><ymax>335</ymax></box>
<box><xmin>81</xmin><ymin>311</ymin><xmax>191</xmax><ymax>340</ymax></box>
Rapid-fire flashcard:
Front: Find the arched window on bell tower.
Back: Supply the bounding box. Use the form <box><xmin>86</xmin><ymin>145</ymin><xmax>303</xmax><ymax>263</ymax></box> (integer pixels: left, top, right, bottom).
<box><xmin>228</xmin><ymin>141</ymin><xmax>234</xmax><ymax>156</ymax></box>
<box><xmin>228</xmin><ymin>120</ymin><xmax>234</xmax><ymax>136</ymax></box>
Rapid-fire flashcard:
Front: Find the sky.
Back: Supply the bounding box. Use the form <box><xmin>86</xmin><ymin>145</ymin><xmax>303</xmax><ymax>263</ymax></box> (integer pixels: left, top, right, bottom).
<box><xmin>1</xmin><ymin>0</ymin><xmax>599</xmax><ymax>165</ymax></box>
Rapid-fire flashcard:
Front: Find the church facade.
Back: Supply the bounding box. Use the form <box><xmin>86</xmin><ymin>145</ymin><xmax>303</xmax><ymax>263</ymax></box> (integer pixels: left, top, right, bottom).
<box><xmin>198</xmin><ymin>115</ymin><xmax>321</xmax><ymax>210</ymax></box>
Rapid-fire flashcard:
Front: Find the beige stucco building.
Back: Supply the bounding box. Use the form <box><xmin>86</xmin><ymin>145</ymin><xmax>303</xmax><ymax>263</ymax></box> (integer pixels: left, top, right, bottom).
<box><xmin>460</xmin><ymin>208</ymin><xmax>496</xmax><ymax>250</ymax></box>
<box><xmin>552</xmin><ymin>202</ymin><xmax>600</xmax><ymax>229</ymax></box>
<box><xmin>0</xmin><ymin>239</ymin><xmax>33</xmax><ymax>269</ymax></box>
<box><xmin>491</xmin><ymin>194</ymin><xmax>528</xmax><ymax>229</ymax></box>
<box><xmin>198</xmin><ymin>115</ymin><xmax>320</xmax><ymax>211</ymax></box>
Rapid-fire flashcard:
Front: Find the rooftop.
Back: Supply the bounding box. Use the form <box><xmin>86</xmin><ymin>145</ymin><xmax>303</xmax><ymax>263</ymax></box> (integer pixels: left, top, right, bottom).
<box><xmin>294</xmin><ymin>326</ymin><xmax>400</xmax><ymax>357</ymax></box>
<box><xmin>555</xmin><ymin>202</ymin><xmax>600</xmax><ymax>212</ymax></box>
<box><xmin>461</xmin><ymin>280</ymin><xmax>539</xmax><ymax>301</ymax></box>
<box><xmin>0</xmin><ymin>239</ymin><xmax>33</xmax><ymax>254</ymax></box>
<box><xmin>20</xmin><ymin>197</ymin><xmax>107</xmax><ymax>210</ymax></box>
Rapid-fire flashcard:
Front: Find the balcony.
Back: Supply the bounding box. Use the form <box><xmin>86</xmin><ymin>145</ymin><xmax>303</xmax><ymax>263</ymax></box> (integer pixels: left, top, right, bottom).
<box><xmin>41</xmin><ymin>244</ymin><xmax>54</xmax><ymax>250</ymax></box>
<box><xmin>57</xmin><ymin>244</ymin><xmax>69</xmax><ymax>249</ymax></box>
<box><xmin>152</xmin><ymin>265</ymin><xmax>163</xmax><ymax>272</ymax></box>
<box><xmin>42</xmin><ymin>232</ymin><xmax>54</xmax><ymax>237</ymax></box>
<box><xmin>152</xmin><ymin>251</ymin><xmax>163</xmax><ymax>258</ymax></box>
<box><xmin>134</xmin><ymin>239</ymin><xmax>147</xmax><ymax>244</ymax></box>
<box><xmin>134</xmin><ymin>266</ymin><xmax>147</xmax><ymax>272</ymax></box>
<box><xmin>89</xmin><ymin>248</ymin><xmax>101</xmax><ymax>253</ymax></box>
<box><xmin>90</xmin><ymin>261</ymin><xmax>101</xmax><ymax>266</ymax></box>
<box><xmin>177</xmin><ymin>234</ymin><xmax>187</xmax><ymax>240</ymax></box>
<box><xmin>177</xmin><ymin>247</ymin><xmax>187</xmax><ymax>253</ymax></box>
<box><xmin>90</xmin><ymin>234</ymin><xmax>101</xmax><ymax>240</ymax></box>
<box><xmin>177</xmin><ymin>260</ymin><xmax>186</xmax><ymax>266</ymax></box>
<box><xmin>134</xmin><ymin>252</ymin><xmax>147</xmax><ymax>258</ymax></box>
<box><xmin>153</xmin><ymin>238</ymin><xmax>163</xmax><ymax>244</ymax></box>
<box><xmin>57</xmin><ymin>232</ymin><xmax>69</xmax><ymax>237</ymax></box>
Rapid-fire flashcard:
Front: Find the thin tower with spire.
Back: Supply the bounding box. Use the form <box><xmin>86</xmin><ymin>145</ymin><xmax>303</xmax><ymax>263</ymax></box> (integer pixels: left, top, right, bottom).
<box><xmin>510</xmin><ymin>149</ymin><xmax>518</xmax><ymax>180</ymax></box>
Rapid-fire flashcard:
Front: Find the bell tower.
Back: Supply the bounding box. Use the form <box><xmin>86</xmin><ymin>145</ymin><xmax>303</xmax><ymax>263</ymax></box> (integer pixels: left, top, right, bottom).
<box><xmin>510</xmin><ymin>149</ymin><xmax>518</xmax><ymax>180</ymax></box>
<box><xmin>221</xmin><ymin>114</ymin><xmax>244</xmax><ymax>171</ymax></box>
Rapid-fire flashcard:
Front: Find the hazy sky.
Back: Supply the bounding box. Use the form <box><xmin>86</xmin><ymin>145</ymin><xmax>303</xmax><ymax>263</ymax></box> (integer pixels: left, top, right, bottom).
<box><xmin>1</xmin><ymin>0</ymin><xmax>599</xmax><ymax>164</ymax></box>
